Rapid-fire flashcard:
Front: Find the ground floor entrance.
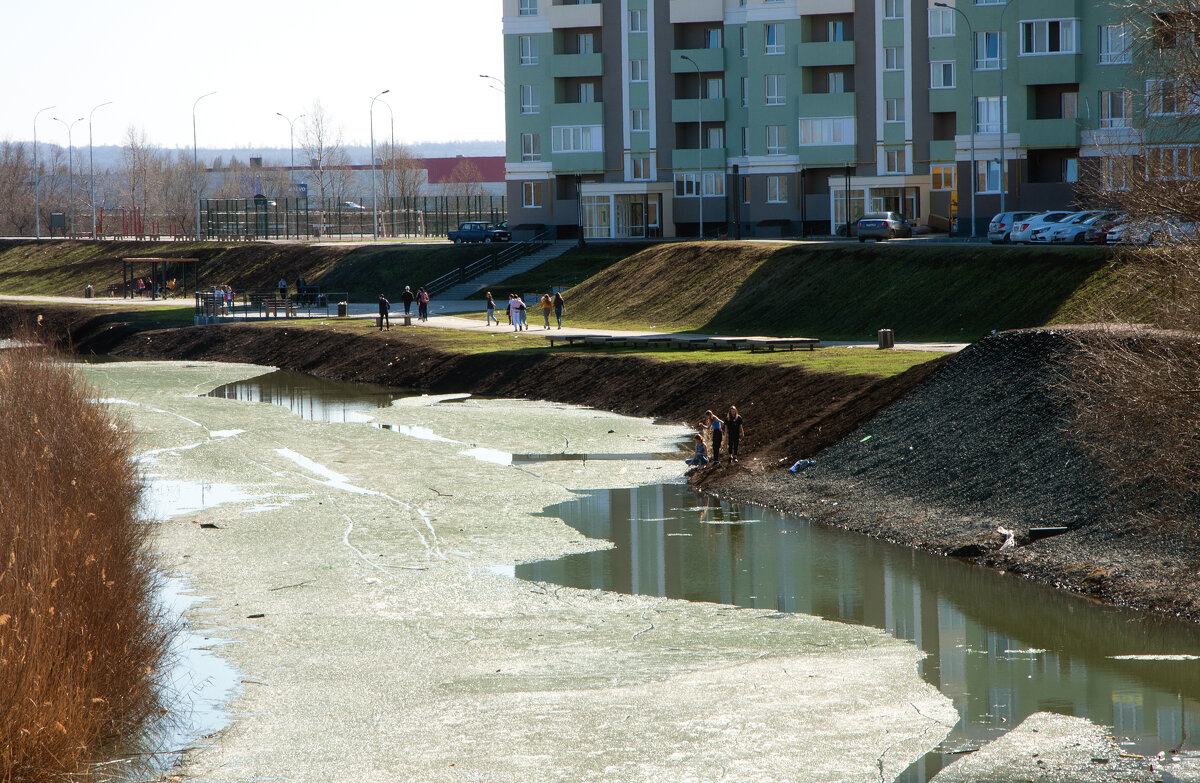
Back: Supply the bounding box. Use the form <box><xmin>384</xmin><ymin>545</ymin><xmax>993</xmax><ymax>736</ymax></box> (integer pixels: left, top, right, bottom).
<box><xmin>579</xmin><ymin>184</ymin><xmax>673</xmax><ymax>239</ymax></box>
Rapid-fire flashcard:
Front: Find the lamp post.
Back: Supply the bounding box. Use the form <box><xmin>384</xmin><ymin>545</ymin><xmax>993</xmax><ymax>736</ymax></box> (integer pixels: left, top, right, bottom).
<box><xmin>53</xmin><ymin>115</ymin><xmax>84</xmax><ymax>236</ymax></box>
<box><xmin>275</xmin><ymin>111</ymin><xmax>305</xmax><ymax>190</ymax></box>
<box><xmin>998</xmin><ymin>0</ymin><xmax>1015</xmax><ymax>215</ymax></box>
<box><xmin>479</xmin><ymin>73</ymin><xmax>505</xmax><ymax>93</ymax></box>
<box><xmin>33</xmin><ymin>105</ymin><xmax>54</xmax><ymax>239</ymax></box>
<box><xmin>935</xmin><ymin>3</ymin><xmax>977</xmax><ymax>239</ymax></box>
<box><xmin>369</xmin><ymin>89</ymin><xmax>390</xmax><ymax>241</ymax></box>
<box><xmin>193</xmin><ymin>91</ymin><xmax>216</xmax><ymax>242</ymax></box>
<box><xmin>88</xmin><ymin>101</ymin><xmax>112</xmax><ymax>239</ymax></box>
<box><xmin>680</xmin><ymin>54</ymin><xmax>704</xmax><ymax>239</ymax></box>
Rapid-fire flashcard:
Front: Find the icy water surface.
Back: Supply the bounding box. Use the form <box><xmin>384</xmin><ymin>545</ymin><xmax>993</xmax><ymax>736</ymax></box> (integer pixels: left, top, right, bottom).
<box><xmin>519</xmin><ymin>483</ymin><xmax>1200</xmax><ymax>782</ymax></box>
<box><xmin>206</xmin><ymin>370</ymin><xmax>410</xmax><ymax>423</ymax></box>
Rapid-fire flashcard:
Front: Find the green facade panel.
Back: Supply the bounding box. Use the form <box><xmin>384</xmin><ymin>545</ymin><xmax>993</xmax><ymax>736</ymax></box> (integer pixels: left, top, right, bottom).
<box><xmin>550</xmin><ymin>102</ymin><xmax>605</xmax><ymax>127</ymax></box>
<box><xmin>1020</xmin><ymin>118</ymin><xmax>1082</xmax><ymax>148</ymax></box>
<box><xmin>796</xmin><ymin>41</ymin><xmax>855</xmax><ymax>67</ymax></box>
<box><xmin>671</xmin><ymin>98</ymin><xmax>726</xmax><ymax>124</ymax></box>
<box><xmin>552</xmin><ymin>53</ymin><xmax>605</xmax><ymax>79</ymax></box>
<box><xmin>796</xmin><ymin>92</ymin><xmax>856</xmax><ymax>118</ymax></box>
<box><xmin>795</xmin><ymin>144</ymin><xmax>857</xmax><ymax>167</ymax></box>
<box><xmin>671</xmin><ymin>47</ymin><xmax>725</xmax><ymax>73</ymax></box>
<box><xmin>1016</xmin><ymin>54</ymin><xmax>1081</xmax><ymax>85</ymax></box>
<box><xmin>929</xmin><ymin>140</ymin><xmax>957</xmax><ymax>163</ymax></box>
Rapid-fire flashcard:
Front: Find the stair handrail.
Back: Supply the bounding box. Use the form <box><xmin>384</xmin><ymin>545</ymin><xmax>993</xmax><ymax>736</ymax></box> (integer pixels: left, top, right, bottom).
<box><xmin>425</xmin><ymin>228</ymin><xmax>558</xmax><ymax>297</ymax></box>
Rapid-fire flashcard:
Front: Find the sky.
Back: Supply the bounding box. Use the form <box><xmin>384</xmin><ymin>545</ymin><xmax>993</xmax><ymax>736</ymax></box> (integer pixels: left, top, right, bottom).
<box><xmin>0</xmin><ymin>0</ymin><xmax>506</xmax><ymax>154</ymax></box>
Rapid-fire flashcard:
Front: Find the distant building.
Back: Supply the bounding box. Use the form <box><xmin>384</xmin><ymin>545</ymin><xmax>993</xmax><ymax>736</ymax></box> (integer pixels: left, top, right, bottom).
<box><xmin>206</xmin><ymin>155</ymin><xmax>506</xmax><ymax>199</ymax></box>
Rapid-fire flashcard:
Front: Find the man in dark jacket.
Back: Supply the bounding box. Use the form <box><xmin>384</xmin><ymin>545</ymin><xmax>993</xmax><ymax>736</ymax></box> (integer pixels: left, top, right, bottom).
<box><xmin>401</xmin><ymin>286</ymin><xmax>415</xmax><ymax>315</ymax></box>
<box><xmin>378</xmin><ymin>293</ymin><xmax>391</xmax><ymax>331</ymax></box>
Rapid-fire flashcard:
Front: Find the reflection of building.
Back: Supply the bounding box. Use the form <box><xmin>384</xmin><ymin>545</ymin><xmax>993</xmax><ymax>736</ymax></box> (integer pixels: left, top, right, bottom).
<box><xmin>519</xmin><ymin>482</ymin><xmax>1200</xmax><ymax>779</ymax></box>
<box><xmin>501</xmin><ymin>0</ymin><xmax>1157</xmax><ymax>238</ymax></box>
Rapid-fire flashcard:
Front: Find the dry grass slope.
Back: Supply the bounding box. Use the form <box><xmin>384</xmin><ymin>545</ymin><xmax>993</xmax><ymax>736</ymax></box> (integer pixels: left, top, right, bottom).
<box><xmin>0</xmin><ymin>343</ymin><xmax>173</xmax><ymax>781</ymax></box>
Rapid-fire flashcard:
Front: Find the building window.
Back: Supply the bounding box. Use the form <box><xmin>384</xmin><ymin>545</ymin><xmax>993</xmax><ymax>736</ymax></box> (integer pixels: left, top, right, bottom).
<box><xmin>1099</xmin><ymin>23</ymin><xmax>1131</xmax><ymax>64</ymax></box>
<box><xmin>1147</xmin><ymin>79</ymin><xmax>1181</xmax><ymax>116</ymax></box>
<box><xmin>884</xmin><ymin>47</ymin><xmax>904</xmax><ymax>71</ymax></box>
<box><xmin>931</xmin><ymin>165</ymin><xmax>955</xmax><ymax>191</ymax></box>
<box><xmin>523</xmin><ymin>181</ymin><xmax>543</xmax><ymax>208</ymax></box>
<box><xmin>765</xmin><ymin>74</ymin><xmax>785</xmax><ymax>106</ymax></box>
<box><xmin>707</xmin><ymin>126</ymin><xmax>725</xmax><ymax>150</ymax></box>
<box><xmin>1148</xmin><ymin>146</ymin><xmax>1198</xmax><ymax>180</ymax></box>
<box><xmin>519</xmin><ymin>0</ymin><xmax>537</xmax><ymax>16</ymax></box>
<box><xmin>674</xmin><ymin>172</ymin><xmax>724</xmax><ymax>197</ymax></box>
<box><xmin>578</xmin><ymin>82</ymin><xmax>596</xmax><ymax>103</ymax></box>
<box><xmin>827</xmin><ymin>20</ymin><xmax>845</xmax><ymax>41</ymax></box>
<box><xmin>976</xmin><ymin>0</ymin><xmax>1005</xmax><ymax>5</ymax></box>
<box><xmin>885</xmin><ymin>98</ymin><xmax>904</xmax><ymax>122</ymax></box>
<box><xmin>1100</xmin><ymin>90</ymin><xmax>1132</xmax><ymax>128</ymax></box>
<box><xmin>631</xmin><ymin>156</ymin><xmax>651</xmax><ymax>181</ymax></box>
<box><xmin>931</xmin><ymin>61</ymin><xmax>955</xmax><ymax>88</ymax></box>
<box><xmin>742</xmin><ymin>176</ymin><xmax>751</xmax><ymax>203</ymax></box>
<box><xmin>766</xmin><ymin>174</ymin><xmax>787</xmax><ymax>203</ymax></box>
<box><xmin>741</xmin><ymin>126</ymin><xmax>749</xmax><ymax>156</ymax></box>
<box><xmin>1020</xmin><ymin>19</ymin><xmax>1079</xmax><ymax>55</ymax></box>
<box><xmin>521</xmin><ymin>133</ymin><xmax>541</xmax><ymax>162</ymax></box>
<box><xmin>765</xmin><ymin>23</ymin><xmax>784</xmax><ymax>54</ymax></box>
<box><xmin>519</xmin><ymin>35</ymin><xmax>538</xmax><ymax>65</ymax></box>
<box><xmin>885</xmin><ymin>148</ymin><xmax>907</xmax><ymax>173</ymax></box>
<box><xmin>577</xmin><ymin>32</ymin><xmax>594</xmax><ymax>54</ymax></box>
<box><xmin>766</xmin><ymin>124</ymin><xmax>786</xmax><ymax>154</ymax></box>
<box><xmin>631</xmin><ymin>108</ymin><xmax>649</xmax><ymax>132</ymax></box>
<box><xmin>929</xmin><ymin>7</ymin><xmax>955</xmax><ymax>37</ymax></box>
<box><xmin>1101</xmin><ymin>156</ymin><xmax>1133</xmax><ymax>190</ymax></box>
<box><xmin>703</xmin><ymin>171</ymin><xmax>725</xmax><ymax>196</ymax></box>
<box><xmin>551</xmin><ymin>125</ymin><xmax>602</xmax><ymax>153</ymax></box>
<box><xmin>798</xmin><ymin>116</ymin><xmax>855</xmax><ymax>145</ymax></box>
<box><xmin>630</xmin><ymin>9</ymin><xmax>646</xmax><ymax>33</ymax></box>
<box><xmin>706</xmin><ymin>27</ymin><xmax>722</xmax><ymax>48</ymax></box>
<box><xmin>740</xmin><ymin>27</ymin><xmax>747</xmax><ymax>57</ymax></box>
<box><xmin>707</xmin><ymin>77</ymin><xmax>724</xmax><ymax>99</ymax></box>
<box><xmin>884</xmin><ymin>0</ymin><xmax>904</xmax><ymax>19</ymax></box>
<box><xmin>976</xmin><ymin>95</ymin><xmax>1006</xmax><ymax>133</ymax></box>
<box><xmin>741</xmin><ymin>76</ymin><xmax>749</xmax><ymax>107</ymax></box>
<box><xmin>520</xmin><ymin>84</ymin><xmax>540</xmax><ymax>114</ymax></box>
<box><xmin>976</xmin><ymin>159</ymin><xmax>1006</xmax><ymax>193</ymax></box>
<box><xmin>1062</xmin><ymin>91</ymin><xmax>1079</xmax><ymax>119</ymax></box>
<box><xmin>1062</xmin><ymin>157</ymin><xmax>1079</xmax><ymax>183</ymax></box>
<box><xmin>975</xmin><ymin>31</ymin><xmax>1004</xmax><ymax>70</ymax></box>
<box><xmin>828</xmin><ymin>71</ymin><xmax>845</xmax><ymax>93</ymax></box>
<box><xmin>631</xmin><ymin>59</ymin><xmax>647</xmax><ymax>82</ymax></box>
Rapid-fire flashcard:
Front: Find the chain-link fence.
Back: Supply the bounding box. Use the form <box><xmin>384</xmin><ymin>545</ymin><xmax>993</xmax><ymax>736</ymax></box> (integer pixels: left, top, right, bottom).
<box><xmin>198</xmin><ymin>196</ymin><xmax>507</xmax><ymax>241</ymax></box>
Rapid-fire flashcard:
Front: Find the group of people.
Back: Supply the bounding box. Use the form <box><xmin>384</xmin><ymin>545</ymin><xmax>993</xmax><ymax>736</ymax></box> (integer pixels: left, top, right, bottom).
<box><xmin>485</xmin><ymin>291</ymin><xmax>565</xmax><ymax>331</ymax></box>
<box><xmin>378</xmin><ymin>285</ymin><xmax>430</xmax><ymax>329</ymax></box>
<box><xmin>686</xmin><ymin>407</ymin><xmax>746</xmax><ymax>470</ymax></box>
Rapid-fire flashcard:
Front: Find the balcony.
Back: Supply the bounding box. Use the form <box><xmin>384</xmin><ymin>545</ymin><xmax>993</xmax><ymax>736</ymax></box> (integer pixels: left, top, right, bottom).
<box><xmin>795</xmin><ymin>144</ymin><xmax>857</xmax><ymax>167</ymax></box>
<box><xmin>796</xmin><ymin>41</ymin><xmax>855</xmax><ymax>68</ymax></box>
<box><xmin>928</xmin><ymin>88</ymin><xmax>961</xmax><ymax>114</ymax></box>
<box><xmin>929</xmin><ymin>140</ymin><xmax>957</xmax><ymax>162</ymax></box>
<box><xmin>1017</xmin><ymin>54</ymin><xmax>1081</xmax><ymax>85</ymax></box>
<box><xmin>548</xmin><ymin>1</ymin><xmax>602</xmax><ymax>28</ymax></box>
<box><xmin>551</xmin><ymin>52</ymin><xmax>603</xmax><ymax>78</ymax></box>
<box><xmin>671</xmin><ymin>97</ymin><xmax>726</xmax><ymax>124</ymax></box>
<box><xmin>1020</xmin><ymin>118</ymin><xmax>1081</xmax><ymax>148</ymax></box>
<box><xmin>549</xmin><ymin>150</ymin><xmax>605</xmax><ymax>173</ymax></box>
<box><xmin>551</xmin><ymin>101</ymin><xmax>605</xmax><ymax>126</ymax></box>
<box><xmin>796</xmin><ymin>92</ymin><xmax>856</xmax><ymax>118</ymax></box>
<box><xmin>670</xmin><ymin>47</ymin><xmax>725</xmax><ymax>73</ymax></box>
<box><xmin>671</xmin><ymin>148</ymin><xmax>728</xmax><ymax>170</ymax></box>
<box><xmin>670</xmin><ymin>0</ymin><xmax>722</xmax><ymax>23</ymax></box>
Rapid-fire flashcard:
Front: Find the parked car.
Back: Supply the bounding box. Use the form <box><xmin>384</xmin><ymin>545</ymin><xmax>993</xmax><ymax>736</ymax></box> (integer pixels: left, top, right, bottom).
<box><xmin>1083</xmin><ymin>212</ymin><xmax>1126</xmax><ymax>244</ymax></box>
<box><xmin>1009</xmin><ymin>211</ymin><xmax>1074</xmax><ymax>244</ymax></box>
<box><xmin>987</xmin><ymin>211</ymin><xmax>1038</xmax><ymax>244</ymax></box>
<box><xmin>1107</xmin><ymin>215</ymin><xmax>1200</xmax><ymax>245</ymax></box>
<box><xmin>1031</xmin><ymin>210</ymin><xmax>1103</xmax><ymax>243</ymax></box>
<box><xmin>855</xmin><ymin>212</ymin><xmax>912</xmax><ymax>242</ymax></box>
<box><xmin>341</xmin><ymin>201</ymin><xmax>367</xmax><ymax>211</ymax></box>
<box><xmin>447</xmin><ymin>221</ymin><xmax>512</xmax><ymax>244</ymax></box>
<box><xmin>1046</xmin><ymin>211</ymin><xmax>1122</xmax><ymax>244</ymax></box>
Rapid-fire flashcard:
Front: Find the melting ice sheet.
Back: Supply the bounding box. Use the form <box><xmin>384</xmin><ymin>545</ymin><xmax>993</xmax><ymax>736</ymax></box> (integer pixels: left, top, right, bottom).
<box><xmin>141</xmin><ymin>479</ymin><xmax>257</xmax><ymax>520</ymax></box>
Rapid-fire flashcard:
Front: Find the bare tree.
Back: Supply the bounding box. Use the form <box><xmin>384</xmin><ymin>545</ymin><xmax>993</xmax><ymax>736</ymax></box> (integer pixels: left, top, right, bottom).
<box><xmin>0</xmin><ymin>141</ymin><xmax>32</xmax><ymax>236</ymax></box>
<box><xmin>299</xmin><ymin>100</ymin><xmax>353</xmax><ymax>209</ymax></box>
<box><xmin>120</xmin><ymin>125</ymin><xmax>155</xmax><ymax>216</ymax></box>
<box><xmin>439</xmin><ymin>158</ymin><xmax>487</xmax><ymax>200</ymax></box>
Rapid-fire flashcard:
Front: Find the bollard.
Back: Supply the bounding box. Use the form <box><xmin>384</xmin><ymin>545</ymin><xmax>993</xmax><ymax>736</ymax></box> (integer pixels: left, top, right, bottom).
<box><xmin>877</xmin><ymin>329</ymin><xmax>895</xmax><ymax>350</ymax></box>
<box><xmin>337</xmin><ymin>302</ymin><xmax>348</xmax><ymax>317</ymax></box>
<box><xmin>403</xmin><ymin>314</ymin><xmax>413</xmax><ymax>327</ymax></box>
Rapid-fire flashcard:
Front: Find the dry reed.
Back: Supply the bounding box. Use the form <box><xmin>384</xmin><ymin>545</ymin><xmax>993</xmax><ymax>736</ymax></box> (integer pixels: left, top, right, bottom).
<box><xmin>0</xmin><ymin>341</ymin><xmax>174</xmax><ymax>781</ymax></box>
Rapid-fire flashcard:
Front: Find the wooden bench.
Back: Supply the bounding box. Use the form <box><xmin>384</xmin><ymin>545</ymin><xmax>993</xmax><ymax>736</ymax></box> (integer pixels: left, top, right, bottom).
<box><xmin>263</xmin><ymin>300</ymin><xmax>298</xmax><ymax>318</ymax></box>
<box><xmin>744</xmin><ymin>337</ymin><xmax>820</xmax><ymax>352</ymax></box>
<box><xmin>545</xmin><ymin>334</ymin><xmax>592</xmax><ymax>347</ymax></box>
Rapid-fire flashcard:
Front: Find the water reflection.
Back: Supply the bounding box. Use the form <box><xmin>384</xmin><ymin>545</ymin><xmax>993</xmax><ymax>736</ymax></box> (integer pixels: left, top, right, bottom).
<box><xmin>518</xmin><ymin>483</ymin><xmax>1200</xmax><ymax>782</ymax></box>
<box><xmin>206</xmin><ymin>370</ymin><xmax>410</xmax><ymax>423</ymax></box>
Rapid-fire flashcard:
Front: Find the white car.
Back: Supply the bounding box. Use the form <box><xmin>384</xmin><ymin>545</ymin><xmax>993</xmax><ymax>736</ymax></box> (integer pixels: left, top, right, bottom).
<box><xmin>1029</xmin><ymin>211</ymin><xmax>1102</xmax><ymax>243</ymax></box>
<box><xmin>1009</xmin><ymin>211</ymin><xmax>1074</xmax><ymax>244</ymax></box>
<box><xmin>1107</xmin><ymin>216</ymin><xmax>1200</xmax><ymax>245</ymax></box>
<box><xmin>1047</xmin><ymin>211</ymin><xmax>1122</xmax><ymax>244</ymax></box>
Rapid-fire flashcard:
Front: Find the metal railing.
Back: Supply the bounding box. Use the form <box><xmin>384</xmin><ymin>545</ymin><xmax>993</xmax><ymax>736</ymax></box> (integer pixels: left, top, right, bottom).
<box><xmin>424</xmin><ymin>229</ymin><xmax>557</xmax><ymax>297</ymax></box>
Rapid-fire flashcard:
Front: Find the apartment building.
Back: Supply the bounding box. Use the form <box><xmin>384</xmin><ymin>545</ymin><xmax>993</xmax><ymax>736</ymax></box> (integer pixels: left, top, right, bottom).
<box><xmin>501</xmin><ymin>0</ymin><xmax>1154</xmax><ymax>239</ymax></box>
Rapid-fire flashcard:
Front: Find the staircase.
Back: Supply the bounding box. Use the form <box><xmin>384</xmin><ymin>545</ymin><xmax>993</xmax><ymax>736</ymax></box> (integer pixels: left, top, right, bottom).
<box><xmin>433</xmin><ymin>239</ymin><xmax>576</xmax><ymax>300</ymax></box>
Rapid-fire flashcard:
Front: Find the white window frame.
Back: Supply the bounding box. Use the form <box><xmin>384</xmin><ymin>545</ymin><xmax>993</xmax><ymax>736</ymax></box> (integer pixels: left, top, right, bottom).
<box><xmin>976</xmin><ymin>159</ymin><xmax>1006</xmax><ymax>193</ymax></box>
<box><xmin>827</xmin><ymin>20</ymin><xmax>845</xmax><ymax>41</ymax></box>
<box><xmin>706</xmin><ymin>77</ymin><xmax>724</xmax><ymax>99</ymax></box>
<box><xmin>931</xmin><ymin>165</ymin><xmax>955</xmax><ymax>191</ymax></box>
<box><xmin>766</xmin><ymin>124</ymin><xmax>786</xmax><ymax>155</ymax></box>
<box><xmin>976</xmin><ymin>0</ymin><xmax>1005</xmax><ymax>5</ymax></box>
<box><xmin>740</xmin><ymin>27</ymin><xmax>747</xmax><ymax>57</ymax></box>
<box><xmin>741</xmin><ymin>126</ymin><xmax>749</xmax><ymax>156</ymax></box>
<box><xmin>519</xmin><ymin>35</ymin><xmax>538</xmax><ymax>66</ymax></box>
<box><xmin>630</xmin><ymin>59</ymin><xmax>647</xmax><ymax>82</ymax></box>
<box><xmin>885</xmin><ymin>148</ymin><xmax>907</xmax><ymax>174</ymax></box>
<box><xmin>520</xmin><ymin>84</ymin><xmax>540</xmax><ymax>114</ymax></box>
<box><xmin>707</xmin><ymin>126</ymin><xmax>725</xmax><ymax>150</ymax></box>
<box><xmin>1147</xmin><ymin>79</ymin><xmax>1180</xmax><ymax>116</ymax></box>
<box><xmin>706</xmin><ymin>27</ymin><xmax>722</xmax><ymax>48</ymax></box>
<box><xmin>766</xmin><ymin>174</ymin><xmax>787</xmax><ymax>203</ymax></box>
<box><xmin>629</xmin><ymin>9</ymin><xmax>646</xmax><ymax>33</ymax></box>
<box><xmin>884</xmin><ymin>0</ymin><xmax>904</xmax><ymax>20</ymax></box>
<box><xmin>522</xmin><ymin>181</ymin><xmax>543</xmax><ymax>208</ymax></box>
<box><xmin>521</xmin><ymin>132</ymin><xmax>541</xmax><ymax>162</ymax></box>
<box><xmin>765</xmin><ymin>23</ymin><xmax>784</xmax><ymax>54</ymax></box>
<box><xmin>1101</xmin><ymin>156</ymin><xmax>1133</xmax><ymax>190</ymax></box>
<box><xmin>975</xmin><ymin>31</ymin><xmax>1004</xmax><ymax>70</ymax></box>
<box><xmin>976</xmin><ymin>95</ymin><xmax>1006</xmax><ymax>133</ymax></box>
<box><xmin>674</xmin><ymin>171</ymin><xmax>725</xmax><ymax>197</ymax></box>
<box><xmin>741</xmin><ymin>76</ymin><xmax>749</xmax><ymax>107</ymax></box>
<box><xmin>1100</xmin><ymin>89</ymin><xmax>1132</xmax><ymax>128</ymax></box>
<box><xmin>931</xmin><ymin>60</ymin><xmax>955</xmax><ymax>89</ymax></box>
<box><xmin>631</xmin><ymin>156</ymin><xmax>652</xmax><ymax>181</ymax></box>
<box><xmin>630</xmin><ymin>108</ymin><xmax>649</xmax><ymax>132</ymax></box>
<box><xmin>798</xmin><ymin>116</ymin><xmax>855</xmax><ymax>145</ymax></box>
<box><xmin>578</xmin><ymin>82</ymin><xmax>596</xmax><ymax>103</ymax></box>
<box><xmin>828</xmin><ymin>71</ymin><xmax>845</xmax><ymax>93</ymax></box>
<box><xmin>885</xmin><ymin>98</ymin><xmax>904</xmax><ymax>122</ymax></box>
<box><xmin>884</xmin><ymin>46</ymin><xmax>904</xmax><ymax>71</ymax></box>
<box><xmin>1147</xmin><ymin>146</ymin><xmax>1198</xmax><ymax>180</ymax></box>
<box><xmin>1099</xmin><ymin>23</ymin><xmax>1131</xmax><ymax>64</ymax></box>
<box><xmin>1019</xmin><ymin>18</ymin><xmax>1079</xmax><ymax>56</ymax></box>
<box><xmin>519</xmin><ymin>0</ymin><xmax>537</xmax><ymax>16</ymax></box>
<box><xmin>929</xmin><ymin>7</ymin><xmax>955</xmax><ymax>37</ymax></box>
<box><xmin>765</xmin><ymin>74</ymin><xmax>785</xmax><ymax>106</ymax></box>
<box><xmin>577</xmin><ymin>32</ymin><xmax>594</xmax><ymax>54</ymax></box>
<box><xmin>551</xmin><ymin>125</ymin><xmax>603</xmax><ymax>153</ymax></box>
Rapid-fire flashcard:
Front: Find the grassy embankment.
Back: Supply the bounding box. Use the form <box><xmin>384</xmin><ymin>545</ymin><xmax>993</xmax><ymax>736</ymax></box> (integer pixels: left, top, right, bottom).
<box><xmin>0</xmin><ymin>343</ymin><xmax>173</xmax><ymax>780</ymax></box>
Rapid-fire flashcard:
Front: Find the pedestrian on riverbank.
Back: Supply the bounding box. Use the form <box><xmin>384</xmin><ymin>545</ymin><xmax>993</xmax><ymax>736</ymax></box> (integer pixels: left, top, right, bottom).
<box><xmin>378</xmin><ymin>293</ymin><xmax>391</xmax><ymax>331</ymax></box>
<box><xmin>417</xmin><ymin>287</ymin><xmax>430</xmax><ymax>322</ymax></box>
<box><xmin>486</xmin><ymin>291</ymin><xmax>498</xmax><ymax>326</ymax></box>
<box><xmin>685</xmin><ymin>434</ymin><xmax>709</xmax><ymax>468</ymax></box>
<box><xmin>725</xmin><ymin>406</ymin><xmax>744</xmax><ymax>462</ymax></box>
<box><xmin>401</xmin><ymin>286</ymin><xmax>414</xmax><ymax>316</ymax></box>
<box><xmin>507</xmin><ymin>294</ymin><xmax>520</xmax><ymax>331</ymax></box>
<box><xmin>277</xmin><ymin>277</ymin><xmax>287</xmax><ymax>300</ymax></box>
<box><xmin>541</xmin><ymin>294</ymin><xmax>553</xmax><ymax>329</ymax></box>
<box><xmin>517</xmin><ymin>295</ymin><xmax>528</xmax><ymax>330</ymax></box>
<box><xmin>553</xmin><ymin>291</ymin><xmax>565</xmax><ymax>329</ymax></box>
<box><xmin>700</xmin><ymin>410</ymin><xmax>725</xmax><ymax>466</ymax></box>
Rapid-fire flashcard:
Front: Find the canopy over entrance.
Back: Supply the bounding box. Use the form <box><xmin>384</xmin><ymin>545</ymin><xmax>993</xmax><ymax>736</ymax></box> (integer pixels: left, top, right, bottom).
<box><xmin>121</xmin><ymin>258</ymin><xmax>201</xmax><ymax>300</ymax></box>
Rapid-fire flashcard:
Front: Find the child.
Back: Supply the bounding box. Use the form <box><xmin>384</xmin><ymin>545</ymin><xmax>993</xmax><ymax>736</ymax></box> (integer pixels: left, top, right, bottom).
<box><xmin>685</xmin><ymin>434</ymin><xmax>709</xmax><ymax>468</ymax></box>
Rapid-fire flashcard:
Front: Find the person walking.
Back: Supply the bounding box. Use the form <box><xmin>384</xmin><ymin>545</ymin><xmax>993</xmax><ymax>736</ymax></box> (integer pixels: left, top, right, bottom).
<box><xmin>553</xmin><ymin>291</ymin><xmax>565</xmax><ymax>329</ymax></box>
<box><xmin>725</xmin><ymin>406</ymin><xmax>745</xmax><ymax>463</ymax></box>
<box><xmin>401</xmin><ymin>286</ymin><xmax>414</xmax><ymax>316</ymax></box>
<box><xmin>700</xmin><ymin>410</ymin><xmax>725</xmax><ymax>466</ymax></box>
<box><xmin>417</xmin><ymin>287</ymin><xmax>430</xmax><ymax>322</ymax></box>
<box><xmin>508</xmin><ymin>294</ymin><xmax>521</xmax><ymax>332</ymax></box>
<box><xmin>486</xmin><ymin>291</ymin><xmax>498</xmax><ymax>326</ymax></box>
<box><xmin>378</xmin><ymin>293</ymin><xmax>391</xmax><ymax>331</ymax></box>
<box><xmin>517</xmin><ymin>294</ymin><xmax>528</xmax><ymax>330</ymax></box>
<box><xmin>540</xmin><ymin>294</ymin><xmax>553</xmax><ymax>329</ymax></box>
<box><xmin>277</xmin><ymin>277</ymin><xmax>288</xmax><ymax>300</ymax></box>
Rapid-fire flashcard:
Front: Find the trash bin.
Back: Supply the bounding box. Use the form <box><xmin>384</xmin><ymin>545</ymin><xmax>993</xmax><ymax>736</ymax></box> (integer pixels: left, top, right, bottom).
<box><xmin>84</xmin><ymin>284</ymin><xmax>93</xmax><ymax>299</ymax></box>
<box><xmin>337</xmin><ymin>302</ymin><xmax>348</xmax><ymax>317</ymax></box>
<box><xmin>877</xmin><ymin>329</ymin><xmax>895</xmax><ymax>350</ymax></box>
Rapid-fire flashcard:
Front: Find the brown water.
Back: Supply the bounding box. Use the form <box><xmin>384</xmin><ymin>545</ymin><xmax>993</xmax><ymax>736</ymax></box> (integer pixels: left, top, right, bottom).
<box><xmin>519</xmin><ymin>483</ymin><xmax>1200</xmax><ymax>782</ymax></box>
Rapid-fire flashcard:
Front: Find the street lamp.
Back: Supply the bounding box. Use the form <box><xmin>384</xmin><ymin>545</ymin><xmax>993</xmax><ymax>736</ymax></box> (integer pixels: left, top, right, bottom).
<box><xmin>998</xmin><ymin>0</ymin><xmax>1015</xmax><ymax>215</ymax></box>
<box><xmin>53</xmin><ymin>115</ymin><xmax>84</xmax><ymax>236</ymax></box>
<box><xmin>479</xmin><ymin>74</ymin><xmax>505</xmax><ymax>93</ymax></box>
<box><xmin>193</xmin><ymin>91</ymin><xmax>216</xmax><ymax>242</ymax></box>
<box><xmin>369</xmin><ymin>89</ymin><xmax>391</xmax><ymax>242</ymax></box>
<box><xmin>935</xmin><ymin>3</ymin><xmax>977</xmax><ymax>239</ymax></box>
<box><xmin>32</xmin><ymin>105</ymin><xmax>54</xmax><ymax>239</ymax></box>
<box><xmin>275</xmin><ymin>111</ymin><xmax>305</xmax><ymax>190</ymax></box>
<box><xmin>89</xmin><ymin>101</ymin><xmax>112</xmax><ymax>239</ymax></box>
<box><xmin>378</xmin><ymin>98</ymin><xmax>395</xmax><ymax>236</ymax></box>
<box><xmin>680</xmin><ymin>54</ymin><xmax>704</xmax><ymax>239</ymax></box>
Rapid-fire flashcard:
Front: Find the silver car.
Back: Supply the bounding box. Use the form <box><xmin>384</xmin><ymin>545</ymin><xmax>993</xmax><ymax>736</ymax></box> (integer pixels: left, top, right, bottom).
<box><xmin>1010</xmin><ymin>211</ymin><xmax>1074</xmax><ymax>244</ymax></box>
<box><xmin>856</xmin><ymin>211</ymin><xmax>912</xmax><ymax>242</ymax></box>
<box><xmin>987</xmin><ymin>212</ymin><xmax>1037</xmax><ymax>244</ymax></box>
